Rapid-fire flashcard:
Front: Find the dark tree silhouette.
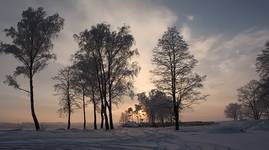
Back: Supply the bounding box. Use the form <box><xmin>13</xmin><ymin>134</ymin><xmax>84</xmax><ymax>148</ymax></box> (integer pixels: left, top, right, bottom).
<box><xmin>71</xmin><ymin>63</ymin><xmax>88</xmax><ymax>130</ymax></box>
<box><xmin>72</xmin><ymin>53</ymin><xmax>99</xmax><ymax>129</ymax></box>
<box><xmin>53</xmin><ymin>67</ymin><xmax>79</xmax><ymax>130</ymax></box>
<box><xmin>224</xmin><ymin>103</ymin><xmax>241</xmax><ymax>120</ymax></box>
<box><xmin>105</xmin><ymin>25</ymin><xmax>139</xmax><ymax>129</ymax></box>
<box><xmin>151</xmin><ymin>27</ymin><xmax>207</xmax><ymax>130</ymax></box>
<box><xmin>237</xmin><ymin>80</ymin><xmax>263</xmax><ymax>120</ymax></box>
<box><xmin>74</xmin><ymin>23</ymin><xmax>139</xmax><ymax>130</ymax></box>
<box><xmin>137</xmin><ymin>90</ymin><xmax>173</xmax><ymax>127</ymax></box>
<box><xmin>90</xmin><ymin>86</ymin><xmax>99</xmax><ymax>129</ymax></box>
<box><xmin>257</xmin><ymin>41</ymin><xmax>269</xmax><ymax>79</ymax></box>
<box><xmin>127</xmin><ymin>107</ymin><xmax>134</xmax><ymax>121</ymax></box>
<box><xmin>74</xmin><ymin>24</ymin><xmax>110</xmax><ymax>129</ymax></box>
<box><xmin>0</xmin><ymin>7</ymin><xmax>64</xmax><ymax>131</ymax></box>
<box><xmin>256</xmin><ymin>41</ymin><xmax>269</xmax><ymax>118</ymax></box>
<box><xmin>133</xmin><ymin>104</ymin><xmax>143</xmax><ymax>123</ymax></box>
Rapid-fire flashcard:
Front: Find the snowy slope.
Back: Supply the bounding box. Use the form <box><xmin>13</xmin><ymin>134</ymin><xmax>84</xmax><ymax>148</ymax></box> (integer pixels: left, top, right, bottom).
<box><xmin>0</xmin><ymin>120</ymin><xmax>268</xmax><ymax>150</ymax></box>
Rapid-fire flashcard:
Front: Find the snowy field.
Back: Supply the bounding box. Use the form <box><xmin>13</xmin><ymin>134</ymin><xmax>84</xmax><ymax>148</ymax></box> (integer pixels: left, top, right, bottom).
<box><xmin>0</xmin><ymin>120</ymin><xmax>269</xmax><ymax>150</ymax></box>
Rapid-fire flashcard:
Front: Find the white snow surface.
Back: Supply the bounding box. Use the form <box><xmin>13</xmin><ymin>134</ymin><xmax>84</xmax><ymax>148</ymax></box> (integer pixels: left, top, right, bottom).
<box><xmin>0</xmin><ymin>120</ymin><xmax>269</xmax><ymax>150</ymax></box>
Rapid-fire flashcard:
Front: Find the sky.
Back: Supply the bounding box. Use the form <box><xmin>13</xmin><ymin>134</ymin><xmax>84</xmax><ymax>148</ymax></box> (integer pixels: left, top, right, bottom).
<box><xmin>0</xmin><ymin>0</ymin><xmax>269</xmax><ymax>123</ymax></box>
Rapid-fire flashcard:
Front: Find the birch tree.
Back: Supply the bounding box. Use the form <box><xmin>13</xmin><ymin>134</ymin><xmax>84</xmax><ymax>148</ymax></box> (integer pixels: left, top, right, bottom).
<box><xmin>0</xmin><ymin>7</ymin><xmax>64</xmax><ymax>131</ymax></box>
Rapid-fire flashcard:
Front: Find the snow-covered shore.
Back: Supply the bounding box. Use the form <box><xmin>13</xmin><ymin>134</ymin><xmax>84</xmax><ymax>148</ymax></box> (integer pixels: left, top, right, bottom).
<box><xmin>0</xmin><ymin>120</ymin><xmax>268</xmax><ymax>150</ymax></box>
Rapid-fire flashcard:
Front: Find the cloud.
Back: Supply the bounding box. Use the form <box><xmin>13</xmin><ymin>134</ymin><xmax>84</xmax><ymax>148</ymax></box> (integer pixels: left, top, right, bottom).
<box><xmin>182</xmin><ymin>28</ymin><xmax>269</xmax><ymax>121</ymax></box>
<box><xmin>211</xmin><ymin>29</ymin><xmax>269</xmax><ymax>92</ymax></box>
<box><xmin>187</xmin><ymin>15</ymin><xmax>194</xmax><ymax>21</ymax></box>
<box><xmin>72</xmin><ymin>1</ymin><xmax>176</xmax><ymax>54</ymax></box>
<box><xmin>177</xmin><ymin>23</ymin><xmax>269</xmax><ymax>121</ymax></box>
<box><xmin>180</xmin><ymin>24</ymin><xmax>221</xmax><ymax>60</ymax></box>
<box><xmin>190</xmin><ymin>35</ymin><xmax>221</xmax><ymax>60</ymax></box>
<box><xmin>180</xmin><ymin>24</ymin><xmax>191</xmax><ymax>41</ymax></box>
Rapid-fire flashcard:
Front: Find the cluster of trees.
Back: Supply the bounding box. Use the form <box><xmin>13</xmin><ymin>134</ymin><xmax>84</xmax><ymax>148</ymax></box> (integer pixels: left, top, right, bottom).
<box><xmin>224</xmin><ymin>103</ymin><xmax>242</xmax><ymax>120</ymax></box>
<box><xmin>120</xmin><ymin>90</ymin><xmax>173</xmax><ymax>127</ymax></box>
<box><xmin>137</xmin><ymin>90</ymin><xmax>174</xmax><ymax>127</ymax></box>
<box><xmin>225</xmin><ymin>42</ymin><xmax>269</xmax><ymax>120</ymax></box>
<box><xmin>119</xmin><ymin>104</ymin><xmax>146</xmax><ymax>125</ymax></box>
<box><xmin>0</xmin><ymin>7</ymin><xmax>139</xmax><ymax>131</ymax></box>
<box><xmin>53</xmin><ymin>23</ymin><xmax>139</xmax><ymax>130</ymax></box>
<box><xmin>120</xmin><ymin>27</ymin><xmax>207</xmax><ymax>130</ymax></box>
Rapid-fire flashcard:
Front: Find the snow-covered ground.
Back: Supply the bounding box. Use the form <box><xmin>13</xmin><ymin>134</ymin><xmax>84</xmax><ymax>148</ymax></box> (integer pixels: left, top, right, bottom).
<box><xmin>0</xmin><ymin>120</ymin><xmax>269</xmax><ymax>150</ymax></box>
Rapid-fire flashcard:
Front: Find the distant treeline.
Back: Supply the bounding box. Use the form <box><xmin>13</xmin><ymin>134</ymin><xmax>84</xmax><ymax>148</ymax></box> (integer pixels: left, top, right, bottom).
<box><xmin>121</xmin><ymin>121</ymin><xmax>215</xmax><ymax>128</ymax></box>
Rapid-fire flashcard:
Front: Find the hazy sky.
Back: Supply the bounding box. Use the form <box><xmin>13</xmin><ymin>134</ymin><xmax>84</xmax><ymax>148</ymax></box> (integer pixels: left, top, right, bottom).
<box><xmin>0</xmin><ymin>0</ymin><xmax>269</xmax><ymax>123</ymax></box>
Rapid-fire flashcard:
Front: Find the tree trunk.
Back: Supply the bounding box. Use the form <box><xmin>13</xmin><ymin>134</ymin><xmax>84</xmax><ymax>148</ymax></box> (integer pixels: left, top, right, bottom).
<box><xmin>98</xmin><ymin>90</ymin><xmax>104</xmax><ymax>129</ymax></box>
<box><xmin>266</xmin><ymin>108</ymin><xmax>269</xmax><ymax>119</ymax></box>
<box><xmin>102</xmin><ymin>80</ymin><xmax>109</xmax><ymax>130</ymax></box>
<box><xmin>82</xmin><ymin>89</ymin><xmax>86</xmax><ymax>130</ymax></box>
<box><xmin>96</xmin><ymin>67</ymin><xmax>104</xmax><ymax>129</ymax></box>
<box><xmin>174</xmin><ymin>102</ymin><xmax>179</xmax><ymax>130</ymax></box>
<box><xmin>172</xmin><ymin>89</ymin><xmax>179</xmax><ymax>130</ymax></box>
<box><xmin>233</xmin><ymin>113</ymin><xmax>237</xmax><ymax>121</ymax></box>
<box><xmin>253</xmin><ymin>108</ymin><xmax>260</xmax><ymax>120</ymax></box>
<box><xmin>108</xmin><ymin>103</ymin><xmax>114</xmax><ymax>129</ymax></box>
<box><xmin>161</xmin><ymin>117</ymin><xmax>165</xmax><ymax>128</ymax></box>
<box><xmin>91</xmin><ymin>88</ymin><xmax>97</xmax><ymax>130</ymax></box>
<box><xmin>100</xmin><ymin>57</ymin><xmax>109</xmax><ymax>130</ymax></box>
<box><xmin>172</xmin><ymin>46</ymin><xmax>179</xmax><ymax>130</ymax></box>
<box><xmin>67</xmin><ymin>93</ymin><xmax>71</xmax><ymax>130</ymax></box>
<box><xmin>151</xmin><ymin>115</ymin><xmax>155</xmax><ymax>127</ymax></box>
<box><xmin>67</xmin><ymin>103</ymin><xmax>71</xmax><ymax>129</ymax></box>
<box><xmin>29</xmin><ymin>73</ymin><xmax>40</xmax><ymax>131</ymax></box>
<box><xmin>67</xmin><ymin>108</ymin><xmax>71</xmax><ymax>130</ymax></box>
<box><xmin>108</xmin><ymin>48</ymin><xmax>114</xmax><ymax>130</ymax></box>
<box><xmin>100</xmin><ymin>102</ymin><xmax>104</xmax><ymax>129</ymax></box>
<box><xmin>104</xmin><ymin>100</ymin><xmax>110</xmax><ymax>130</ymax></box>
<box><xmin>93</xmin><ymin>101</ymin><xmax>97</xmax><ymax>129</ymax></box>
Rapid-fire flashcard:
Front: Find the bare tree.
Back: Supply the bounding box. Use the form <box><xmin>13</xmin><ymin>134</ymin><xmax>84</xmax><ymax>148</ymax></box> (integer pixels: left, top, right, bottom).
<box><xmin>238</xmin><ymin>80</ymin><xmax>263</xmax><ymax>120</ymax></box>
<box><xmin>224</xmin><ymin>103</ymin><xmax>241</xmax><ymax>120</ymax></box>
<box><xmin>0</xmin><ymin>7</ymin><xmax>64</xmax><ymax>131</ymax></box>
<box><xmin>151</xmin><ymin>27</ymin><xmax>207</xmax><ymax>130</ymax></box>
<box><xmin>74</xmin><ymin>23</ymin><xmax>139</xmax><ymax>130</ymax></box>
<box><xmin>53</xmin><ymin>67</ymin><xmax>79</xmax><ymax>129</ymax></box>
<box><xmin>256</xmin><ymin>41</ymin><xmax>269</xmax><ymax>119</ymax></box>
